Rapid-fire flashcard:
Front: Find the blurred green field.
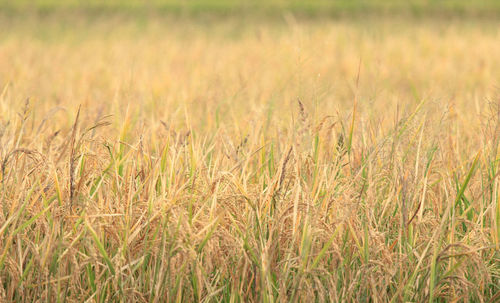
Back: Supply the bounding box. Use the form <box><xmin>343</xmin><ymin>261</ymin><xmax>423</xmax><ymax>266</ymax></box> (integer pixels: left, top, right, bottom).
<box><xmin>2</xmin><ymin>0</ymin><xmax>500</xmax><ymax>17</ymax></box>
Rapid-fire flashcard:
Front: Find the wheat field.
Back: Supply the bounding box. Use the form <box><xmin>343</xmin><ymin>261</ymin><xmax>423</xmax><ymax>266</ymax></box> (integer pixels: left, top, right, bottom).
<box><xmin>0</xmin><ymin>14</ymin><xmax>499</xmax><ymax>302</ymax></box>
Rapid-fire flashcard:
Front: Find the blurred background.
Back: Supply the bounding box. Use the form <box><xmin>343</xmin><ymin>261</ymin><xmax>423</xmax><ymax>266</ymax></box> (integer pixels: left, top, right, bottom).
<box><xmin>2</xmin><ymin>0</ymin><xmax>500</xmax><ymax>16</ymax></box>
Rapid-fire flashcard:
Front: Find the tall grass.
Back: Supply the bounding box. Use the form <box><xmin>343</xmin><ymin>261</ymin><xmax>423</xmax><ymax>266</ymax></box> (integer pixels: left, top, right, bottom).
<box><xmin>0</xmin><ymin>17</ymin><xmax>499</xmax><ymax>302</ymax></box>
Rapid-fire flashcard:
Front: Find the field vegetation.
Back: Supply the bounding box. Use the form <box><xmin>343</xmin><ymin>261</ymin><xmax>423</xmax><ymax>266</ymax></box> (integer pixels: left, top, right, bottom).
<box><xmin>3</xmin><ymin>0</ymin><xmax>500</xmax><ymax>17</ymax></box>
<box><xmin>0</xmin><ymin>3</ymin><xmax>499</xmax><ymax>302</ymax></box>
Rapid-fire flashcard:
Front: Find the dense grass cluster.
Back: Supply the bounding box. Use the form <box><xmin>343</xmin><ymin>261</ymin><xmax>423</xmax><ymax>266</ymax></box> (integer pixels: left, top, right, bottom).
<box><xmin>0</xmin><ymin>16</ymin><xmax>499</xmax><ymax>302</ymax></box>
